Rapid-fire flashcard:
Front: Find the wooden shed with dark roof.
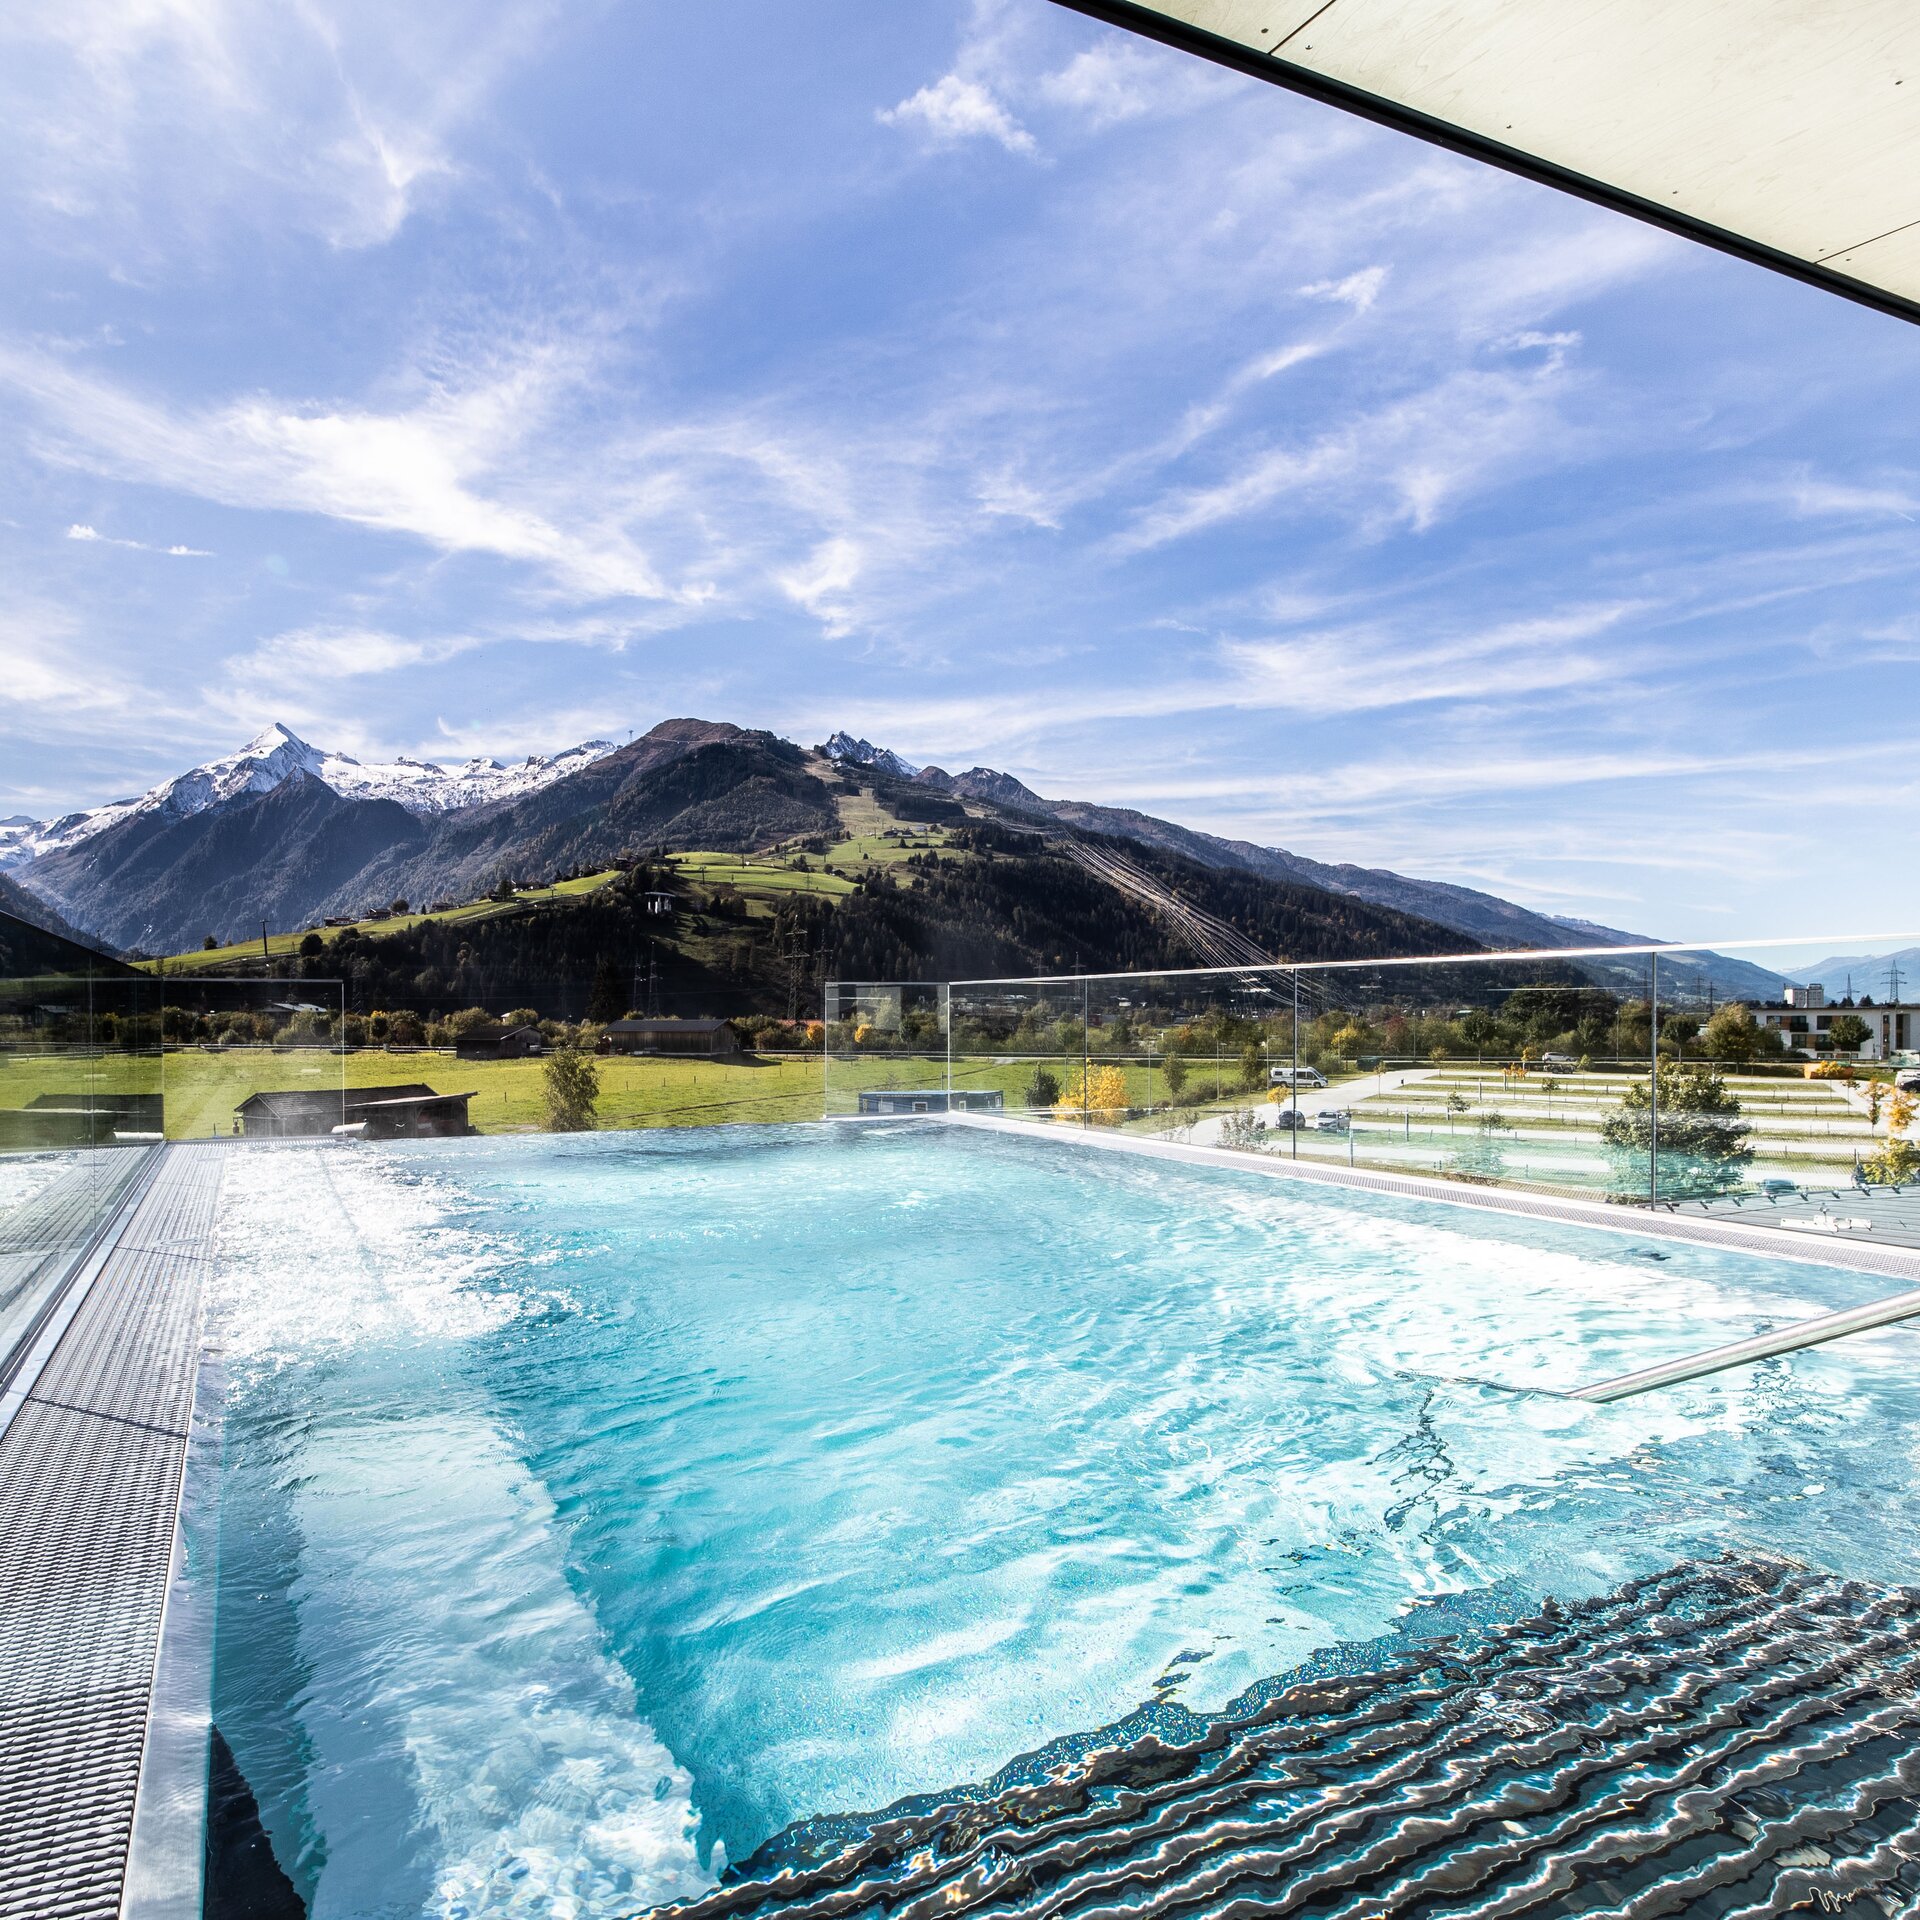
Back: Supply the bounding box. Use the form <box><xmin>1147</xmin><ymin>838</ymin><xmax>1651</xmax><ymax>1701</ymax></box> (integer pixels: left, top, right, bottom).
<box><xmin>236</xmin><ymin>1083</ymin><xmax>476</xmax><ymax>1140</ymax></box>
<box><xmin>600</xmin><ymin>1017</ymin><xmax>740</xmax><ymax>1058</ymax></box>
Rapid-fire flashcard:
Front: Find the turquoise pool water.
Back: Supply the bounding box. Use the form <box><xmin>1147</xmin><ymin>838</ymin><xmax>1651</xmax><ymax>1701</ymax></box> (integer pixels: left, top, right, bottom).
<box><xmin>206</xmin><ymin>1123</ymin><xmax>1920</xmax><ymax>1918</ymax></box>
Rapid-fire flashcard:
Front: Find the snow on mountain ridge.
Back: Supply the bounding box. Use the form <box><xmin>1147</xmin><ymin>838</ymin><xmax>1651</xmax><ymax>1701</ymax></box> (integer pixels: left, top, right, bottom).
<box><xmin>0</xmin><ymin>724</ymin><xmax>618</xmax><ymax>869</ymax></box>
<box><xmin>819</xmin><ymin>731</ymin><xmax>921</xmax><ymax>779</ymax></box>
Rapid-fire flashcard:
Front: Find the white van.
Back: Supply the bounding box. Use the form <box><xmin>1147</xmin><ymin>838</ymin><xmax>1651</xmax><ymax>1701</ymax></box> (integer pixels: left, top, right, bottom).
<box><xmin>1269</xmin><ymin>1065</ymin><xmax>1328</xmax><ymax>1090</ymax></box>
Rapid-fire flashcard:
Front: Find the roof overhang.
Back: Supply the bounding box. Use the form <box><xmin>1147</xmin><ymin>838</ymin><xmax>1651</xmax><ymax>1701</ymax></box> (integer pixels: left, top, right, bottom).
<box><xmin>1050</xmin><ymin>0</ymin><xmax>1920</xmax><ymax>325</ymax></box>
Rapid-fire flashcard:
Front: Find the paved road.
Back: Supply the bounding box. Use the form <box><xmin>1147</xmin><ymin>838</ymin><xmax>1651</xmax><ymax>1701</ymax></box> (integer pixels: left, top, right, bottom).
<box><xmin>1187</xmin><ymin>1067</ymin><xmax>1438</xmax><ymax>1145</ymax></box>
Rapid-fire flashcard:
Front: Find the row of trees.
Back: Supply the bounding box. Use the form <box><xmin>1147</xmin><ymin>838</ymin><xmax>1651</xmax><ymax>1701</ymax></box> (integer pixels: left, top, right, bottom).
<box><xmin>931</xmin><ymin>994</ymin><xmax>1804</xmax><ymax>1073</ymax></box>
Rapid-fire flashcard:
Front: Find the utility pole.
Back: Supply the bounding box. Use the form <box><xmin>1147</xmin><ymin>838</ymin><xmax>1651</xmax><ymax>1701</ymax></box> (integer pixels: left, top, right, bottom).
<box><xmin>261</xmin><ymin>920</ymin><xmax>269</xmax><ymax>962</ymax></box>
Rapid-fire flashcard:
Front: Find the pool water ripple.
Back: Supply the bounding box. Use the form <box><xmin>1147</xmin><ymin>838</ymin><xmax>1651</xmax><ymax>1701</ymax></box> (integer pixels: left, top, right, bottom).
<box><xmin>206</xmin><ymin>1124</ymin><xmax>1920</xmax><ymax>1917</ymax></box>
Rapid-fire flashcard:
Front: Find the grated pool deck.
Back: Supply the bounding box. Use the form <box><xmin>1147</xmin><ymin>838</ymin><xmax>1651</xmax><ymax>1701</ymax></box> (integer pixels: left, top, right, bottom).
<box><xmin>0</xmin><ymin>1148</ymin><xmax>158</xmax><ymax>1385</ymax></box>
<box><xmin>0</xmin><ymin>1142</ymin><xmax>226</xmax><ymax>1920</ymax></box>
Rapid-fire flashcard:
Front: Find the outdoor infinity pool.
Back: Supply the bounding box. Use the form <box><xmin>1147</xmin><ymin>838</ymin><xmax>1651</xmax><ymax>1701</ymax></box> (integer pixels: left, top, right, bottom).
<box><xmin>206</xmin><ymin>1122</ymin><xmax>1920</xmax><ymax>1919</ymax></box>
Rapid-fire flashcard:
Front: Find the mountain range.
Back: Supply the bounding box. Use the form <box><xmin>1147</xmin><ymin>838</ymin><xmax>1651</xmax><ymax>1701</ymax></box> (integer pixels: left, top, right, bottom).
<box><xmin>1784</xmin><ymin>947</ymin><xmax>1920</xmax><ymax>996</ymax></box>
<box><xmin>1</xmin><ymin>718</ymin><xmax>1789</xmax><ymax>997</ymax></box>
<box><xmin>0</xmin><ymin>723</ymin><xmax>616</xmax><ymax>869</ymax></box>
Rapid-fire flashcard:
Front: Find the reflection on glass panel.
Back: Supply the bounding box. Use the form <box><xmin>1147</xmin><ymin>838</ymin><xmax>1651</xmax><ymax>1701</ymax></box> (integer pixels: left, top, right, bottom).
<box><xmin>157</xmin><ymin>974</ymin><xmax>348</xmax><ymax>1140</ymax></box>
<box><xmin>823</xmin><ymin>980</ymin><xmax>953</xmax><ymax>1116</ymax></box>
<box><xmin>839</xmin><ymin>931</ymin><xmax>1920</xmax><ymax>1233</ymax></box>
<box><xmin>0</xmin><ymin>910</ymin><xmax>163</xmax><ymax>1375</ymax></box>
<box><xmin>0</xmin><ymin>905</ymin><xmax>359</xmax><ymax>1375</ymax></box>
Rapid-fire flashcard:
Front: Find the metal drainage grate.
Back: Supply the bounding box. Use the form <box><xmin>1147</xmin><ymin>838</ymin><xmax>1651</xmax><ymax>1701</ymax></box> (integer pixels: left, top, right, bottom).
<box><xmin>0</xmin><ymin>1145</ymin><xmax>226</xmax><ymax>1920</ymax></box>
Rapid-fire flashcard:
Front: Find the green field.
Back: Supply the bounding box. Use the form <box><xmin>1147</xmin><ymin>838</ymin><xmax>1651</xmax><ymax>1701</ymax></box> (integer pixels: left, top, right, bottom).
<box><xmin>664</xmin><ymin>853</ymin><xmax>855</xmax><ymax>900</ymax></box>
<box><xmin>137</xmin><ymin>831</ymin><xmax>963</xmax><ymax>972</ymax></box>
<box><xmin>139</xmin><ymin>870</ymin><xmax>629</xmax><ymax>971</ymax></box>
<box><xmin>0</xmin><ymin>1045</ymin><xmax>976</xmax><ymax>1138</ymax></box>
<box><xmin>0</xmin><ymin>1039</ymin><xmax>1247</xmax><ymax>1140</ymax></box>
<box><xmin>0</xmin><ymin>1048</ymin><xmax>836</xmax><ymax>1137</ymax></box>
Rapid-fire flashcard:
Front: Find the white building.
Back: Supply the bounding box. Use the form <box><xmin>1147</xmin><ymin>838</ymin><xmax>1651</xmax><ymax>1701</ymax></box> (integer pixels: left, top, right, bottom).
<box><xmin>1752</xmin><ymin>992</ymin><xmax>1916</xmax><ymax>1059</ymax></box>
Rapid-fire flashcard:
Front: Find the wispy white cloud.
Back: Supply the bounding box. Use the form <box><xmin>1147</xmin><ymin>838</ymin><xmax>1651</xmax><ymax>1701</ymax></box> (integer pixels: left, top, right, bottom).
<box><xmin>7</xmin><ymin>339</ymin><xmax>682</xmax><ymax>600</ymax></box>
<box><xmin>1114</xmin><ymin>349</ymin><xmax>1587</xmax><ymax>552</ymax></box>
<box><xmin>776</xmin><ymin>537</ymin><xmax>865</xmax><ymax>637</ymax></box>
<box><xmin>1219</xmin><ymin>602</ymin><xmax>1644</xmax><ymax>715</ymax></box>
<box><xmin>1300</xmin><ymin>266</ymin><xmax>1389</xmax><ymax>312</ymax></box>
<box><xmin>67</xmin><ymin>521</ymin><xmax>210</xmax><ymax>555</ymax></box>
<box><xmin>224</xmin><ymin>625</ymin><xmax>474</xmax><ymax>685</ymax></box>
<box><xmin>786</xmin><ymin>597</ymin><xmax>1654</xmax><ymax>756</ymax></box>
<box><xmin>0</xmin><ymin>596</ymin><xmax>138</xmax><ymax>712</ymax></box>
<box><xmin>1784</xmin><ymin>475</ymin><xmax>1920</xmax><ymax>521</ymax></box>
<box><xmin>0</xmin><ymin>0</ymin><xmax>558</xmax><ymax>255</ymax></box>
<box><xmin>1036</xmin><ymin>41</ymin><xmax>1172</xmax><ymax>128</ymax></box>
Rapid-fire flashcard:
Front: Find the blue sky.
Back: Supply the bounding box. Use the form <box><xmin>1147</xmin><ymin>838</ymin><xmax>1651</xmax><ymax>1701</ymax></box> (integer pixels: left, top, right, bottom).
<box><xmin>2</xmin><ymin>0</ymin><xmax>1917</xmax><ymax>937</ymax></box>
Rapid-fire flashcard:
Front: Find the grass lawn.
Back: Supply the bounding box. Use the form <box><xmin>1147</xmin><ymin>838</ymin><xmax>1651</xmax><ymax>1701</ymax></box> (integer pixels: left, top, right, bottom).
<box><xmin>0</xmin><ymin>1044</ymin><xmax>1278</xmax><ymax>1140</ymax></box>
<box><xmin>664</xmin><ymin>853</ymin><xmax>855</xmax><ymax>898</ymax></box>
<box><xmin>2</xmin><ymin>1045</ymin><xmax>975</xmax><ymax>1138</ymax></box>
<box><xmin>138</xmin><ymin>870</ymin><xmax>628</xmax><ymax>971</ymax></box>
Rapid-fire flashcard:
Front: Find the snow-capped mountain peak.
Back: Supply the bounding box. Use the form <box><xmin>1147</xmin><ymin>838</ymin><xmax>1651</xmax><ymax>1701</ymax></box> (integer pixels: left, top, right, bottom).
<box><xmin>0</xmin><ymin>725</ymin><xmax>619</xmax><ymax>869</ymax></box>
<box><xmin>819</xmin><ymin>731</ymin><xmax>921</xmax><ymax>779</ymax></box>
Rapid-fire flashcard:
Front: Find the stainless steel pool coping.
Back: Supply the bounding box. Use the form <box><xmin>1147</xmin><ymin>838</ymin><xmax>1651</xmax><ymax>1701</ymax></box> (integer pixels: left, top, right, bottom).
<box><xmin>119</xmin><ymin>1351</ymin><xmax>225</xmax><ymax>1920</ymax></box>
<box><xmin>0</xmin><ymin>1142</ymin><xmax>227</xmax><ymax>1920</ymax></box>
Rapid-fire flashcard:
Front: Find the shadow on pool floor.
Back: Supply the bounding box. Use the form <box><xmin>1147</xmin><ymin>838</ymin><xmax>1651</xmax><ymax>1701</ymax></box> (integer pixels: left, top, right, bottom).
<box><xmin>204</xmin><ymin>1726</ymin><xmax>305</xmax><ymax>1920</ymax></box>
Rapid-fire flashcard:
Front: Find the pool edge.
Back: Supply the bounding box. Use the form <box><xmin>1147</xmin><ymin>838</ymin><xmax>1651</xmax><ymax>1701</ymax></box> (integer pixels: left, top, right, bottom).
<box><xmin>938</xmin><ymin>1112</ymin><xmax>1920</xmax><ymax>1287</ymax></box>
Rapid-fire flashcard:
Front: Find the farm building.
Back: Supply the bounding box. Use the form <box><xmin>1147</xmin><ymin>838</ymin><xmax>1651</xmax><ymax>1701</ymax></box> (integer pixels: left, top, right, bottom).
<box><xmin>0</xmin><ymin>1092</ymin><xmax>165</xmax><ymax>1149</ymax></box>
<box><xmin>236</xmin><ymin>1083</ymin><xmax>476</xmax><ymax>1140</ymax></box>
<box><xmin>455</xmin><ymin>1025</ymin><xmax>544</xmax><ymax>1061</ymax></box>
<box><xmin>602</xmin><ymin>1017</ymin><xmax>740</xmax><ymax>1058</ymax></box>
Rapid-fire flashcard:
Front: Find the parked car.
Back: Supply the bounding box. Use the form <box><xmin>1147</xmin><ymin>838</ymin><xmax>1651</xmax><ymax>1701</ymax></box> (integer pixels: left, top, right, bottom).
<box><xmin>1896</xmin><ymin>1069</ymin><xmax>1920</xmax><ymax>1094</ymax></box>
<box><xmin>1269</xmin><ymin>1065</ymin><xmax>1329</xmax><ymax>1089</ymax></box>
<box><xmin>1315</xmin><ymin>1109</ymin><xmax>1351</xmax><ymax>1134</ymax></box>
<box><xmin>1759</xmin><ymin>1178</ymin><xmax>1798</xmax><ymax>1198</ymax></box>
<box><xmin>1269</xmin><ymin>1107</ymin><xmax>1306</xmax><ymax>1130</ymax></box>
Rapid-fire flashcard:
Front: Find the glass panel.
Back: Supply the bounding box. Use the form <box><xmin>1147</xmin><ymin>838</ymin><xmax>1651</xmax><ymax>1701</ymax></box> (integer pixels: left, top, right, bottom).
<box><xmin>0</xmin><ymin>909</ymin><xmax>162</xmax><ymax>1375</ymax></box>
<box><xmin>823</xmin><ymin>981</ymin><xmax>951</xmax><ymax>1116</ymax></box>
<box><xmin>156</xmin><ymin>974</ymin><xmax>348</xmax><ymax>1141</ymax></box>
<box><xmin>933</xmin><ymin>932</ymin><xmax>1920</xmax><ymax>1229</ymax></box>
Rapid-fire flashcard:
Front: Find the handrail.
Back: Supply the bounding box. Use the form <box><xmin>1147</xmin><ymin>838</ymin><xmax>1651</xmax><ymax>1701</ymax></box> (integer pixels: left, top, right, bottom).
<box><xmin>1573</xmin><ymin>1285</ymin><xmax>1920</xmax><ymax>1402</ymax></box>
